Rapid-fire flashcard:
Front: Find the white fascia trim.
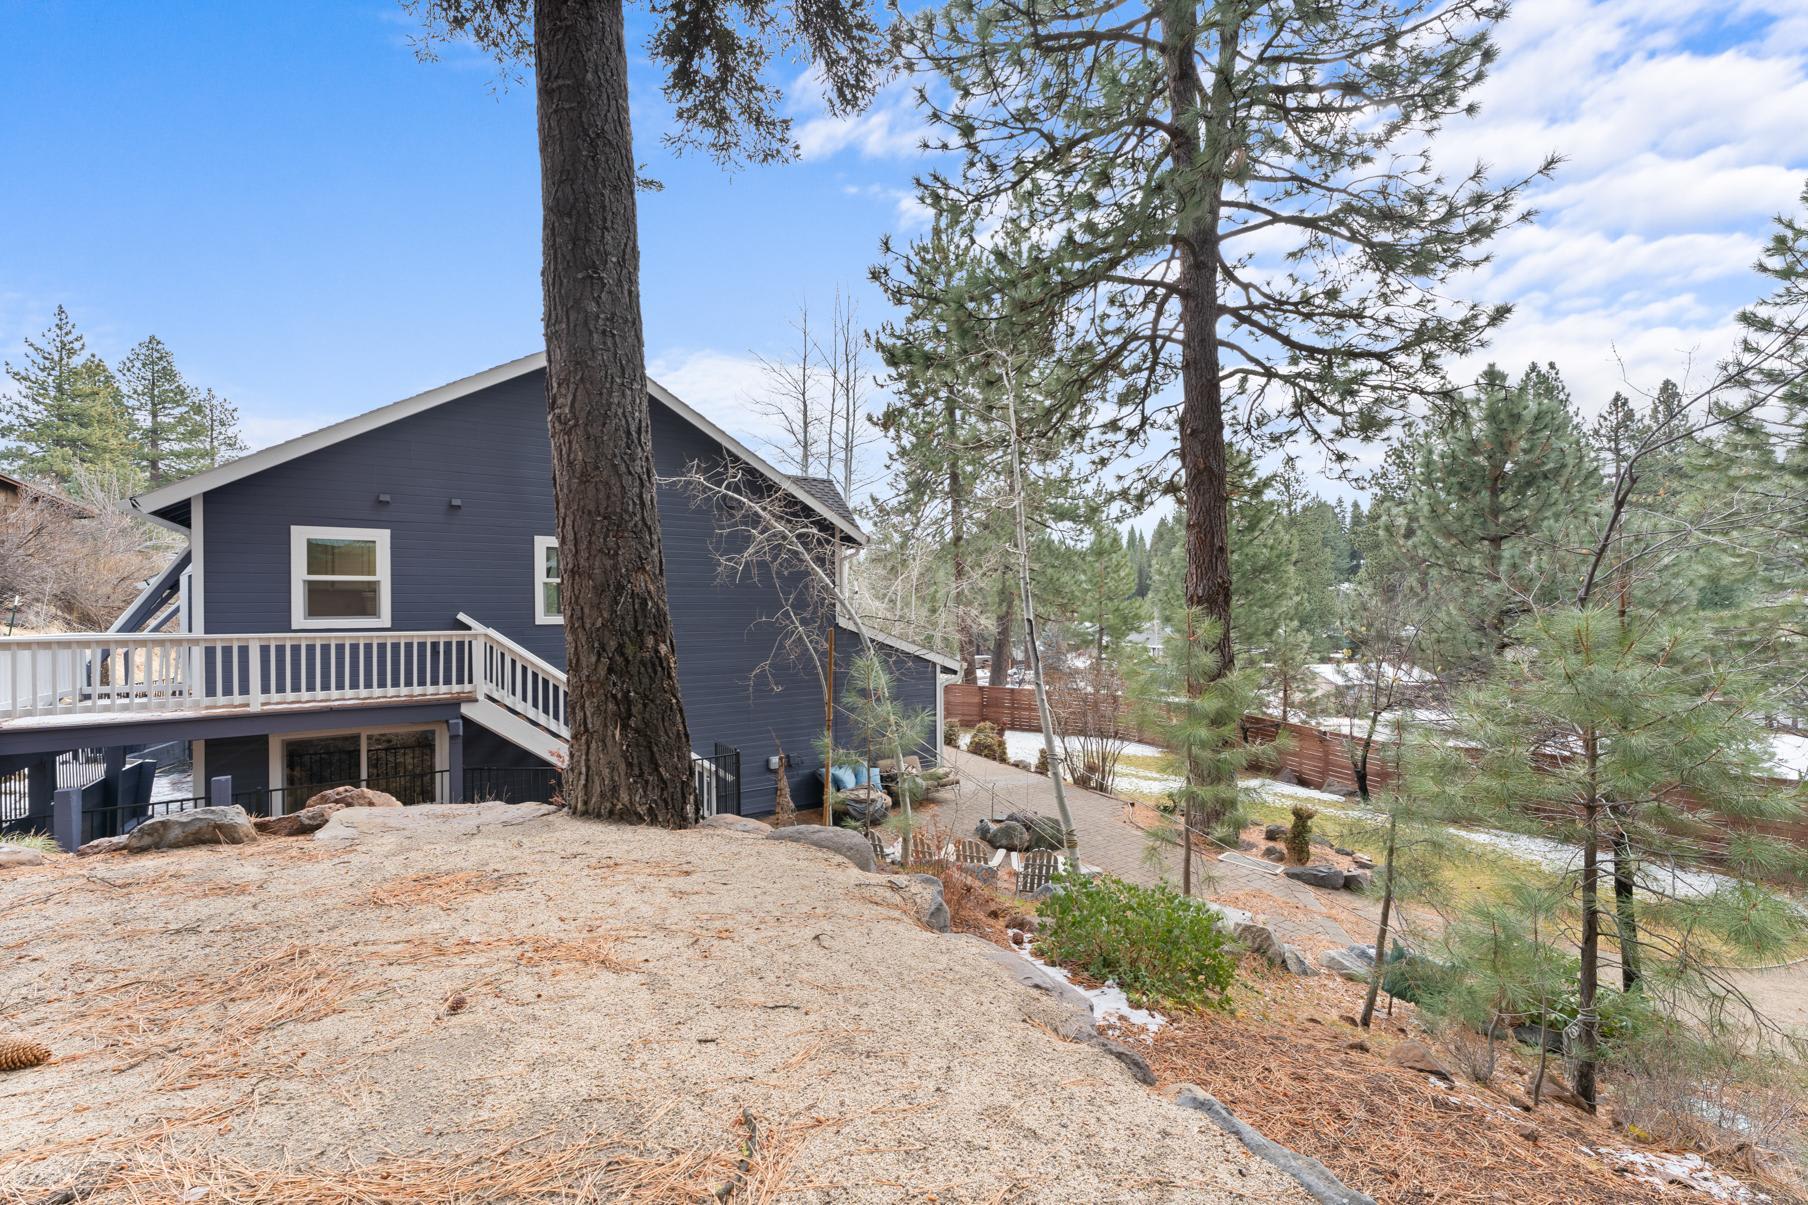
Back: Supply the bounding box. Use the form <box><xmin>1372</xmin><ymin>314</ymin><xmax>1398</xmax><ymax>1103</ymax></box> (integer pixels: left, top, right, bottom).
<box><xmin>836</xmin><ymin>618</ymin><xmax>961</xmax><ymax>671</ymax></box>
<box><xmin>127</xmin><ymin>352</ymin><xmax>866</xmax><ymax>546</ymax></box>
<box><xmin>290</xmin><ymin>525</ymin><xmax>392</xmax><ymax>630</ymax></box>
<box><xmin>644</xmin><ymin>378</ymin><xmax>867</xmax><ymax>546</ymax></box>
<box><xmin>533</xmin><ymin>534</ymin><xmax>563</xmax><ymax>625</ymax></box>
<box><xmin>190</xmin><ymin>494</ymin><xmax>206</xmax><ymax>634</ymax></box>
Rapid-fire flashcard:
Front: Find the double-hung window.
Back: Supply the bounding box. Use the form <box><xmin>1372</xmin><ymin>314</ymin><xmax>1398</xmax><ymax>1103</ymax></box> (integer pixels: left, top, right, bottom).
<box><xmin>534</xmin><ymin>535</ymin><xmax>562</xmax><ymax>624</ymax></box>
<box><xmin>291</xmin><ymin>526</ymin><xmax>391</xmax><ymax>628</ymax></box>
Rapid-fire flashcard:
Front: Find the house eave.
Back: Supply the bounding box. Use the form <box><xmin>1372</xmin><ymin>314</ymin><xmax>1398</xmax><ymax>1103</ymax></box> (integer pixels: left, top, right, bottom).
<box><xmin>125</xmin><ymin>352</ymin><xmax>866</xmax><ymax>546</ymax></box>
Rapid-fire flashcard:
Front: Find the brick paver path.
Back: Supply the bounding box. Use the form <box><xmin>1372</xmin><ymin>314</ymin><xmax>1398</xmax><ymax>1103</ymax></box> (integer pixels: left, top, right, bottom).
<box><xmin>934</xmin><ymin>748</ymin><xmax>1372</xmax><ymax>950</ymax></box>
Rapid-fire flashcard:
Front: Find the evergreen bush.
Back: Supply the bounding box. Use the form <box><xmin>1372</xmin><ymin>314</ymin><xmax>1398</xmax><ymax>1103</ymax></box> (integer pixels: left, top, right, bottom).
<box><xmin>1036</xmin><ymin>874</ymin><xmax>1236</xmax><ymax>1011</ymax></box>
<box><xmin>967</xmin><ymin>721</ymin><xmax>1008</xmax><ymax>763</ymax></box>
<box><xmin>1285</xmin><ymin>804</ymin><xmax>1315</xmax><ymax>864</ymax></box>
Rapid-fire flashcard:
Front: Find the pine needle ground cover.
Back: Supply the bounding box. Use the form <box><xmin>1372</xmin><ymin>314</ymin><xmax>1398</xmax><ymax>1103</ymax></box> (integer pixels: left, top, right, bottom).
<box><xmin>0</xmin><ymin>804</ymin><xmax>1302</xmax><ymax>1204</ymax></box>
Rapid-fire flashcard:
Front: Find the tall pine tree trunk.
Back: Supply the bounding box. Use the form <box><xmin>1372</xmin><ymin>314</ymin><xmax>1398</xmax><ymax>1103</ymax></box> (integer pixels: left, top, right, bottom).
<box><xmin>1166</xmin><ymin>1</ymin><xmax>1238</xmax><ymax>836</ymax></box>
<box><xmin>535</xmin><ymin>0</ymin><xmax>694</xmax><ymax>826</ymax></box>
<box><xmin>991</xmin><ymin>575</ymin><xmax>1016</xmax><ymax>685</ymax></box>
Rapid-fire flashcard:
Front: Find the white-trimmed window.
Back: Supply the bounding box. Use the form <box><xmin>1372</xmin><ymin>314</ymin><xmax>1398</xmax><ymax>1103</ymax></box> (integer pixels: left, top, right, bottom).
<box><xmin>534</xmin><ymin>535</ymin><xmax>562</xmax><ymax>624</ymax></box>
<box><xmin>291</xmin><ymin>526</ymin><xmax>391</xmax><ymax>629</ymax></box>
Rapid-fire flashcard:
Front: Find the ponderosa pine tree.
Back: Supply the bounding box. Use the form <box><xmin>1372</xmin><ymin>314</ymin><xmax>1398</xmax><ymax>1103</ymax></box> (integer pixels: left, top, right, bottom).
<box><xmin>0</xmin><ymin>306</ymin><xmax>131</xmax><ymax>487</ymax></box>
<box><xmin>1077</xmin><ymin>524</ymin><xmax>1146</xmax><ymax>664</ymax></box>
<box><xmin>890</xmin><ymin>0</ymin><xmax>1549</xmax><ymax>685</ymax></box>
<box><xmin>1398</xmin><ymin>362</ymin><xmax>1596</xmax><ymax>669</ymax></box>
<box><xmin>119</xmin><ymin>336</ymin><xmax>210</xmax><ymax>486</ymax></box>
<box><xmin>194</xmin><ymin>388</ymin><xmax>249</xmax><ymax>468</ymax></box>
<box><xmin>406</xmin><ymin>0</ymin><xmax>889</xmax><ymax>825</ymax></box>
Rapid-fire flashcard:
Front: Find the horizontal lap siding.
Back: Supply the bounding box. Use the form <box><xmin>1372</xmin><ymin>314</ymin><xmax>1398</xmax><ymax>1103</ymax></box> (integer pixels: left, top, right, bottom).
<box><xmin>196</xmin><ymin>368</ymin><xmax>947</xmax><ymax>817</ymax></box>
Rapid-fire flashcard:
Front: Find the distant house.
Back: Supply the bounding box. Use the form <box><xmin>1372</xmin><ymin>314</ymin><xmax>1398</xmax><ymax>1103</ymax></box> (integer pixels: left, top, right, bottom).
<box><xmin>0</xmin><ymin>470</ymin><xmax>94</xmax><ymax>520</ymax></box>
<box><xmin>0</xmin><ymin>354</ymin><xmax>953</xmax><ymax>840</ymax></box>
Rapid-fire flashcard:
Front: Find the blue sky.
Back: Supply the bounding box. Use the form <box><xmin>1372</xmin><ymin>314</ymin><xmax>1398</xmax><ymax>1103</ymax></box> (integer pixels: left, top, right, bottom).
<box><xmin>2</xmin><ymin>0</ymin><xmax>1806</xmax><ymax>499</ymax></box>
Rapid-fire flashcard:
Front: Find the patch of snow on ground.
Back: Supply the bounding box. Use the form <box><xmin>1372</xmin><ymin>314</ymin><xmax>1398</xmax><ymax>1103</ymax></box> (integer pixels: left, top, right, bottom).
<box><xmin>1585</xmin><ymin>1148</ymin><xmax>1768</xmax><ymax>1202</ymax></box>
<box><xmin>1016</xmin><ymin>944</ymin><xmax>1166</xmax><ymax>1034</ymax></box>
<box><xmin>995</xmin><ymin>729</ymin><xmax>1167</xmax><ymax>766</ymax></box>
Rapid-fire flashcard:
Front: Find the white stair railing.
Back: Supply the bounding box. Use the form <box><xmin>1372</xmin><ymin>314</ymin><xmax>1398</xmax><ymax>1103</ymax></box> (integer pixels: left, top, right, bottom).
<box><xmin>457</xmin><ymin>614</ymin><xmax>570</xmax><ymax>741</ymax></box>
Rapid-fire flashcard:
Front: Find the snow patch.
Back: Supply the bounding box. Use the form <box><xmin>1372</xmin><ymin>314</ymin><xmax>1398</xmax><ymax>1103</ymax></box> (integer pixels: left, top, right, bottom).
<box><xmin>1584</xmin><ymin>1147</ymin><xmax>1769</xmax><ymax>1202</ymax></box>
<box><xmin>1014</xmin><ymin>942</ymin><xmax>1167</xmax><ymax>1034</ymax></box>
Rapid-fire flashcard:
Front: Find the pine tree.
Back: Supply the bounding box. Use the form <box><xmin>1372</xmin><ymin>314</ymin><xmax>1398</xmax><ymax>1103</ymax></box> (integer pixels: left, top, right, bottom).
<box><xmin>0</xmin><ymin>306</ymin><xmax>131</xmax><ymax>486</ymax></box>
<box><xmin>1078</xmin><ymin>524</ymin><xmax>1146</xmax><ymax>663</ymax></box>
<box><xmin>410</xmin><ymin>0</ymin><xmax>888</xmax><ymax>827</ymax></box>
<box><xmin>1435</xmin><ymin>605</ymin><xmax>1807</xmax><ymax>1108</ymax></box>
<box><xmin>194</xmin><ymin>388</ymin><xmax>249</xmax><ymax>468</ymax></box>
<box><xmin>1398</xmin><ymin>363</ymin><xmax>1597</xmax><ymax>669</ymax></box>
<box><xmin>119</xmin><ymin>336</ymin><xmax>210</xmax><ymax>485</ymax></box>
<box><xmin>890</xmin><ymin>0</ymin><xmax>1549</xmax><ymax>685</ymax></box>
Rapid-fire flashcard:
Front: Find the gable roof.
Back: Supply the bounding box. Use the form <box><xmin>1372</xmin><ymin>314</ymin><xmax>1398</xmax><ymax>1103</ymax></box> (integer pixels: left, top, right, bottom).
<box><xmin>787</xmin><ymin>476</ymin><xmax>861</xmax><ymax>533</ymax></box>
<box><xmin>126</xmin><ymin>353</ymin><xmax>867</xmax><ymax>545</ymax></box>
<box><xmin>1</xmin><ymin>470</ymin><xmax>97</xmax><ymax>518</ymax></box>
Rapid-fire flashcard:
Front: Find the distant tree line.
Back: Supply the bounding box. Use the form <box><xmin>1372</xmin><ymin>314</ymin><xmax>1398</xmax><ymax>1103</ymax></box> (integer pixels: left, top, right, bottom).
<box><xmin>0</xmin><ymin>305</ymin><xmax>247</xmax><ymax>492</ymax></box>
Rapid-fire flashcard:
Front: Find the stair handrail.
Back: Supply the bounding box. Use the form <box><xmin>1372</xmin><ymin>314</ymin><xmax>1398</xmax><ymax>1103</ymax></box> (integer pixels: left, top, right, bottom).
<box><xmin>454</xmin><ymin>613</ymin><xmax>569</xmax><ymax>686</ymax></box>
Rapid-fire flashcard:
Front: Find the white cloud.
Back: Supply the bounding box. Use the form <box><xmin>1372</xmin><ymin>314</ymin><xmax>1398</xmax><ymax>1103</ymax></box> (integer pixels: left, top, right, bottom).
<box><xmin>794</xmin><ymin>76</ymin><xmax>927</xmax><ymax>161</ymax></box>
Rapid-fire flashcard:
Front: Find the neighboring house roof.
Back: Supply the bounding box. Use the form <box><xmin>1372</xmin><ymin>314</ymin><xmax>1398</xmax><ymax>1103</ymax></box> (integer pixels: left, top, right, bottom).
<box><xmin>787</xmin><ymin>476</ymin><xmax>862</xmax><ymax>535</ymax></box>
<box><xmin>0</xmin><ymin>470</ymin><xmax>96</xmax><ymax>518</ymax></box>
<box><xmin>125</xmin><ymin>353</ymin><xmax>867</xmax><ymax>545</ymax></box>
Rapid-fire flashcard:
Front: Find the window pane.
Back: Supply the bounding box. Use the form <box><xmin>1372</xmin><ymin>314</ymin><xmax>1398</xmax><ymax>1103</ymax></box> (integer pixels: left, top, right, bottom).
<box><xmin>543</xmin><ymin>544</ymin><xmax>560</xmax><ymax>579</ymax></box>
<box><xmin>542</xmin><ymin>581</ymin><xmax>561</xmax><ymax>617</ymax></box>
<box><xmin>306</xmin><ymin>579</ymin><xmax>381</xmax><ymax>619</ymax></box>
<box><xmin>307</xmin><ymin>538</ymin><xmax>377</xmax><ymax>576</ymax></box>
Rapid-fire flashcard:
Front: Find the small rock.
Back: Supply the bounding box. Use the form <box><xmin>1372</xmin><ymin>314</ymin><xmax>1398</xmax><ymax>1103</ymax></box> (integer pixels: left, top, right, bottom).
<box><xmin>445</xmin><ymin>993</ymin><xmax>468</xmax><ymax>1015</ymax></box>
<box><xmin>698</xmin><ymin>814</ymin><xmax>770</xmax><ymax>834</ymax></box>
<box><xmin>1389</xmin><ymin>1039</ymin><xmax>1455</xmax><ymax>1083</ymax></box>
<box><xmin>1272</xmin><ymin>768</ymin><xmax>1300</xmax><ymax>786</ymax></box>
<box><xmin>1352</xmin><ymin>853</ymin><xmax>1375</xmax><ymax>869</ymax></box>
<box><xmin>1234</xmin><ymin>921</ymin><xmax>1316</xmax><ymax>977</ymax></box>
<box><xmin>1263</xmin><ymin>823</ymin><xmax>1287</xmax><ymax>841</ymax></box>
<box><xmin>1346</xmin><ymin>1040</ymin><xmax>1370</xmax><ymax>1053</ymax></box>
<box><xmin>123</xmin><ymin>806</ymin><xmax>258</xmax><ymax>852</ymax></box>
<box><xmin>1004</xmin><ymin>811</ymin><xmax>1067</xmax><ymax>852</ymax></box>
<box><xmin>75</xmin><ymin>836</ymin><xmax>128</xmax><ymax>857</ymax></box>
<box><xmin>1261</xmin><ymin>845</ymin><xmax>1285</xmax><ymax>862</ymax></box>
<box><xmin>1010</xmin><ymin>759</ymin><xmax>1033</xmax><ymax>772</ymax></box>
<box><xmin>0</xmin><ymin>847</ymin><xmax>46</xmax><ymax>868</ymax></box>
<box><xmin>253</xmin><ymin>802</ymin><xmax>344</xmax><ymax>837</ymax></box>
<box><xmin>1004</xmin><ymin>913</ymin><xmax>1037</xmax><ymax>933</ymax></box>
<box><xmin>1334</xmin><ymin>846</ymin><xmax>1354</xmax><ymax>857</ymax></box>
<box><xmin>305</xmin><ymin>785</ymin><xmax>402</xmax><ymax>810</ymax></box>
<box><xmin>1279</xmin><ymin>946</ymin><xmax>1316</xmax><ymax>977</ymax></box>
<box><xmin>1310</xmin><ymin>834</ymin><xmax>1332</xmax><ymax>848</ymax></box>
<box><xmin>1343</xmin><ymin>870</ymin><xmax>1372</xmax><ymax>892</ymax></box>
<box><xmin>1283</xmin><ymin>863</ymin><xmax>1345</xmax><ymax>890</ymax></box>
<box><xmin>951</xmin><ymin>861</ymin><xmax>1000</xmax><ymax>887</ymax></box>
<box><xmin>764</xmin><ymin>824</ymin><xmax>878</xmax><ymax>872</ymax></box>
<box><xmin>1517</xmin><ymin>1124</ymin><xmax>1540</xmax><ymax>1143</ymax></box>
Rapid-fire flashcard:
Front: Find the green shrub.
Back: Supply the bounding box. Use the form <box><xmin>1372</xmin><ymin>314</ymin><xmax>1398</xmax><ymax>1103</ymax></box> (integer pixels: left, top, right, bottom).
<box><xmin>1035</xmin><ymin>874</ymin><xmax>1236</xmax><ymax>1011</ymax></box>
<box><xmin>1285</xmin><ymin>804</ymin><xmax>1315</xmax><ymax>864</ymax></box>
<box><xmin>944</xmin><ymin>722</ymin><xmax>962</xmax><ymax>748</ymax></box>
<box><xmin>967</xmin><ymin>721</ymin><xmax>1008</xmax><ymax>763</ymax></box>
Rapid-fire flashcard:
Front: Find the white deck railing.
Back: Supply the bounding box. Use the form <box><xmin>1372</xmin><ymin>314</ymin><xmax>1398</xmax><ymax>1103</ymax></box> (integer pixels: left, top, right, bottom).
<box><xmin>0</xmin><ymin>627</ymin><xmax>567</xmax><ymax>734</ymax></box>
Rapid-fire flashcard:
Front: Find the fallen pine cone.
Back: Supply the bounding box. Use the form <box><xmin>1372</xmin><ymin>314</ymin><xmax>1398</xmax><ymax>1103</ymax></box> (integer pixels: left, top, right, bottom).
<box><xmin>0</xmin><ymin>1037</ymin><xmax>51</xmax><ymax>1072</ymax></box>
<box><xmin>444</xmin><ymin>994</ymin><xmax>468</xmax><ymax>1015</ymax></box>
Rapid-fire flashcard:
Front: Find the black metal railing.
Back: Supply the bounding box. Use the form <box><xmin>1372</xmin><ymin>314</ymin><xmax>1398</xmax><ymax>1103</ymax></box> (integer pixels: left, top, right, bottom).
<box><xmin>239</xmin><ymin>769</ymin><xmax>451</xmax><ymax>818</ymax></box>
<box><xmin>693</xmin><ymin>745</ymin><xmax>741</xmax><ymax>818</ymax></box>
<box><xmin>464</xmin><ymin>765</ymin><xmax>561</xmax><ymax>805</ymax></box>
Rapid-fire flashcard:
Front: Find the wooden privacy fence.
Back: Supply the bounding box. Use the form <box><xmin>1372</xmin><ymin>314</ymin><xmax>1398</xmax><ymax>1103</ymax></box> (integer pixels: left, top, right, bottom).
<box><xmin>944</xmin><ymin>682</ymin><xmax>1808</xmax><ymax>853</ymax></box>
<box><xmin>943</xmin><ymin>682</ymin><xmax>1385</xmax><ymax>792</ymax></box>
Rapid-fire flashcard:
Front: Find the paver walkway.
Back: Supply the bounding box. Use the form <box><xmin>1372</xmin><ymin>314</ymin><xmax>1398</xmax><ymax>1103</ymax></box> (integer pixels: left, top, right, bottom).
<box><xmin>934</xmin><ymin>748</ymin><xmax>1374</xmax><ymax>950</ymax></box>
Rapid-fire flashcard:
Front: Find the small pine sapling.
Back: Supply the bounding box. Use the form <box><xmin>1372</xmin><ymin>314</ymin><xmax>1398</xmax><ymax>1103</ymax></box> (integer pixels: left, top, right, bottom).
<box><xmin>1285</xmin><ymin>805</ymin><xmax>1316</xmax><ymax>865</ymax></box>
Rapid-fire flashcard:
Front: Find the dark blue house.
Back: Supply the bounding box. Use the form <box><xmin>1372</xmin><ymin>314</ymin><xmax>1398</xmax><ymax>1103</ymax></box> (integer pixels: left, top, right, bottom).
<box><xmin>0</xmin><ymin>353</ymin><xmax>952</xmax><ymax>838</ymax></box>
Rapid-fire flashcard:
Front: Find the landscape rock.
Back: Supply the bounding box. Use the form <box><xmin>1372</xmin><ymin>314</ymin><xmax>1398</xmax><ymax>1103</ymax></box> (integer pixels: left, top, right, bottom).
<box><xmin>1272</xmin><ymin>768</ymin><xmax>1300</xmax><ymax>786</ymax></box>
<box><xmin>1333</xmin><ymin>846</ymin><xmax>1354</xmax><ymax>857</ymax></box>
<box><xmin>1010</xmin><ymin>759</ymin><xmax>1034</xmax><ymax>772</ymax></box>
<box><xmin>765</xmin><ymin>824</ymin><xmax>878</xmax><ymax>872</ymax></box>
<box><xmin>0</xmin><ymin>847</ymin><xmax>46</xmax><ymax>868</ymax></box>
<box><xmin>978</xmin><ymin>819</ymin><xmax>1031</xmax><ymax>852</ymax></box>
<box><xmin>123</xmin><ymin>805</ymin><xmax>258</xmax><ymax>852</ymax></box>
<box><xmin>1235</xmin><ymin>921</ymin><xmax>1317</xmax><ymax>977</ymax></box>
<box><xmin>1388</xmin><ymin>1039</ymin><xmax>1455</xmax><ymax>1083</ymax></box>
<box><xmin>1004</xmin><ymin>912</ymin><xmax>1038</xmax><ymax>934</ymax></box>
<box><xmin>1283</xmin><ymin>863</ymin><xmax>1346</xmax><ymax>891</ymax></box>
<box><xmin>884</xmin><ymin>873</ymin><xmax>951</xmax><ymax>932</ymax></box>
<box><xmin>1169</xmin><ymin>1084</ymin><xmax>1375</xmax><ymax>1205</ymax></box>
<box><xmin>1310</xmin><ymin>834</ymin><xmax>1332</xmax><ymax>848</ymax></box>
<box><xmin>1263</xmin><ymin>823</ymin><xmax>1287</xmax><ymax>841</ymax></box>
<box><xmin>1351</xmin><ymin>853</ymin><xmax>1375</xmax><ymax>869</ymax></box>
<box><xmin>1319</xmin><ymin>947</ymin><xmax>1374</xmax><ymax>982</ymax></box>
<box><xmin>1280</xmin><ymin>946</ymin><xmax>1316</xmax><ymax>977</ymax></box>
<box><xmin>75</xmin><ymin>836</ymin><xmax>128</xmax><ymax>857</ymax></box>
<box><xmin>1343</xmin><ymin>870</ymin><xmax>1372</xmax><ymax>892</ymax></box>
<box><xmin>305</xmin><ymin>785</ymin><xmax>402</xmax><ymax>810</ymax></box>
<box><xmin>1262</xmin><ymin>845</ymin><xmax>1285</xmax><ymax>862</ymax></box>
<box><xmin>1003</xmin><ymin>810</ymin><xmax>1067</xmax><ymax>852</ymax></box>
<box><xmin>698</xmin><ymin>813</ymin><xmax>771</xmax><ymax>835</ymax></box>
<box><xmin>253</xmin><ymin>802</ymin><xmax>345</xmax><ymax>837</ymax></box>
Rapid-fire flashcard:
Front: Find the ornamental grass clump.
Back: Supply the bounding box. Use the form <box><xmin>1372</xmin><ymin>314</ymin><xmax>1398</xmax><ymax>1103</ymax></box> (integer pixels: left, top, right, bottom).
<box><xmin>1035</xmin><ymin>874</ymin><xmax>1235</xmax><ymax>1011</ymax></box>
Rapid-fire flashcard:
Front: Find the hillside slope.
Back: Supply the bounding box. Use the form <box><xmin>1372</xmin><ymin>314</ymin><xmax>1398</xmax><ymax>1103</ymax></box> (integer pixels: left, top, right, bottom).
<box><xmin>0</xmin><ymin>805</ymin><xmax>1308</xmax><ymax>1203</ymax></box>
